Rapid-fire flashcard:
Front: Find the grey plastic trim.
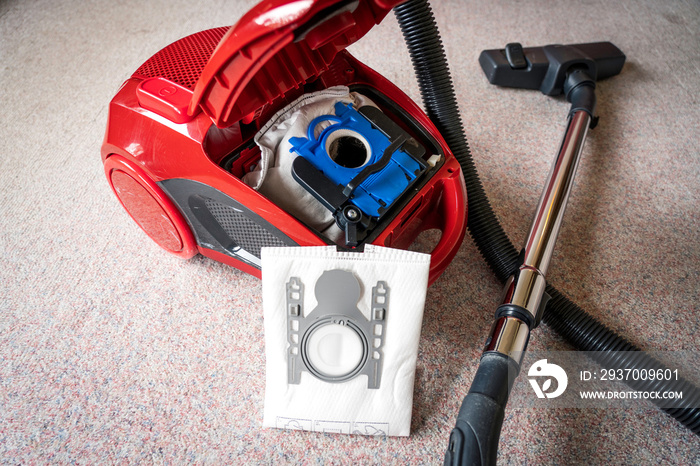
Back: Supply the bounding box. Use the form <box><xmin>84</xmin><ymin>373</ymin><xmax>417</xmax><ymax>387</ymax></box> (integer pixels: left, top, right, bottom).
<box><xmin>286</xmin><ymin>269</ymin><xmax>388</xmax><ymax>389</ymax></box>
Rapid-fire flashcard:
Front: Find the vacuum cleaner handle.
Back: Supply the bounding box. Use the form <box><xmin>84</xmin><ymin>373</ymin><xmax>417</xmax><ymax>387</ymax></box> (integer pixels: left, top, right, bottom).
<box><xmin>426</xmin><ymin>162</ymin><xmax>468</xmax><ymax>285</ymax></box>
<box><xmin>444</xmin><ymin>353</ymin><xmax>517</xmax><ymax>466</ymax></box>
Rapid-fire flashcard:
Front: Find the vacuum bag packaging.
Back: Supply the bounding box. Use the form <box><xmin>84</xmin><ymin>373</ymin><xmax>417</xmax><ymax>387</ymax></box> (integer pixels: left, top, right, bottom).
<box><xmin>261</xmin><ymin>245</ymin><xmax>430</xmax><ymax>436</ymax></box>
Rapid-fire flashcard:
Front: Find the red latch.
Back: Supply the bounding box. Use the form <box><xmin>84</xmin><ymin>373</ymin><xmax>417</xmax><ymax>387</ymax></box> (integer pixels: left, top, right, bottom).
<box><xmin>136</xmin><ymin>77</ymin><xmax>201</xmax><ymax>124</ymax></box>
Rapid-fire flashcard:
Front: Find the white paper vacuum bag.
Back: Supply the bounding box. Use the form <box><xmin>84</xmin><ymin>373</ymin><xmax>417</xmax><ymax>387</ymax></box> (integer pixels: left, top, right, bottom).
<box><xmin>261</xmin><ymin>245</ymin><xmax>431</xmax><ymax>436</ymax></box>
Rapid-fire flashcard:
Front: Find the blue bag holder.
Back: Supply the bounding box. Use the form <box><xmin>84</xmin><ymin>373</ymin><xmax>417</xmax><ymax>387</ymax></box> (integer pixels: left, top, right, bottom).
<box><xmin>290</xmin><ymin>102</ymin><xmax>427</xmax><ymax>246</ymax></box>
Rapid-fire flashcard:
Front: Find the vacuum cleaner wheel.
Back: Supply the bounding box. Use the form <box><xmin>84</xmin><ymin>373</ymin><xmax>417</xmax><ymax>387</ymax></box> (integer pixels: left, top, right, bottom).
<box><xmin>105</xmin><ymin>155</ymin><xmax>197</xmax><ymax>259</ymax></box>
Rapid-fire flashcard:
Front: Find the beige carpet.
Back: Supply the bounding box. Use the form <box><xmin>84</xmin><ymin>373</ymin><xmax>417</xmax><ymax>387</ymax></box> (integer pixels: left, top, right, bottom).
<box><xmin>1</xmin><ymin>0</ymin><xmax>698</xmax><ymax>463</ymax></box>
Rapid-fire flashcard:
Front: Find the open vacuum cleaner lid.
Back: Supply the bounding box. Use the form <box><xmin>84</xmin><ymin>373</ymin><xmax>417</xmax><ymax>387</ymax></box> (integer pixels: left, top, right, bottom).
<box><xmin>189</xmin><ymin>0</ymin><xmax>403</xmax><ymax>128</ymax></box>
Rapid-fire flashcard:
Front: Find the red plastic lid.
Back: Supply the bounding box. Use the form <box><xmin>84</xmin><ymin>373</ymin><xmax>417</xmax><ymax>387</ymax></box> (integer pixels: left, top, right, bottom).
<box><xmin>189</xmin><ymin>0</ymin><xmax>403</xmax><ymax>128</ymax></box>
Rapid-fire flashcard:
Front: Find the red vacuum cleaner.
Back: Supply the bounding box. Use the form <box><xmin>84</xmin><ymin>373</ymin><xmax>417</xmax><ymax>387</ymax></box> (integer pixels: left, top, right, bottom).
<box><xmin>101</xmin><ymin>0</ymin><xmax>467</xmax><ymax>286</ymax></box>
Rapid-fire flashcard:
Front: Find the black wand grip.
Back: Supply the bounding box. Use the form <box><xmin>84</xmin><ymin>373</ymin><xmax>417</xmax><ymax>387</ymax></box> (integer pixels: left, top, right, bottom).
<box><xmin>444</xmin><ymin>353</ymin><xmax>519</xmax><ymax>466</ymax></box>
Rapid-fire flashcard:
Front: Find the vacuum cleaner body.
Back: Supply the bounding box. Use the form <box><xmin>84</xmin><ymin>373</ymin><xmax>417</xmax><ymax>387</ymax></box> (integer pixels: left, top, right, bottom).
<box><xmin>101</xmin><ymin>0</ymin><xmax>467</xmax><ymax>284</ymax></box>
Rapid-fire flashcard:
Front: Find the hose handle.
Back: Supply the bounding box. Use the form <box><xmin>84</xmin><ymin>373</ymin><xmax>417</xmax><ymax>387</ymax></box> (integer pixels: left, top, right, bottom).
<box><xmin>444</xmin><ymin>353</ymin><xmax>519</xmax><ymax>466</ymax></box>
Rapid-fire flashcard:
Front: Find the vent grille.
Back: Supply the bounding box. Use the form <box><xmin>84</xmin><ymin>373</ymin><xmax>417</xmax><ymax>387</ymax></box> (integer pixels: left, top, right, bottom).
<box><xmin>133</xmin><ymin>27</ymin><xmax>229</xmax><ymax>89</ymax></box>
<box><xmin>204</xmin><ymin>198</ymin><xmax>287</xmax><ymax>258</ymax></box>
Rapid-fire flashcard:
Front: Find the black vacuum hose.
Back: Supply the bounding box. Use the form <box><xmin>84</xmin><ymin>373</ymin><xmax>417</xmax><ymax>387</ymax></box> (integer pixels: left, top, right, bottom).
<box><xmin>393</xmin><ymin>0</ymin><xmax>700</xmax><ymax>438</ymax></box>
<box><xmin>393</xmin><ymin>3</ymin><xmax>520</xmax><ymax>284</ymax></box>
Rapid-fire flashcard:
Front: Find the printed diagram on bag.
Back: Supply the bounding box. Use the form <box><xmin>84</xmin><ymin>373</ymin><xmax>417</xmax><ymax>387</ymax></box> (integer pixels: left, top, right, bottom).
<box><xmin>275</xmin><ymin>417</ymin><xmax>388</xmax><ymax>436</ymax></box>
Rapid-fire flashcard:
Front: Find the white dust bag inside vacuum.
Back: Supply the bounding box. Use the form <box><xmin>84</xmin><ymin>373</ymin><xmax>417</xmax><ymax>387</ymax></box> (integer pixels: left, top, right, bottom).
<box><xmin>261</xmin><ymin>245</ymin><xmax>430</xmax><ymax>436</ymax></box>
<box><xmin>244</xmin><ymin>86</ymin><xmax>377</xmax><ymax>242</ymax></box>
